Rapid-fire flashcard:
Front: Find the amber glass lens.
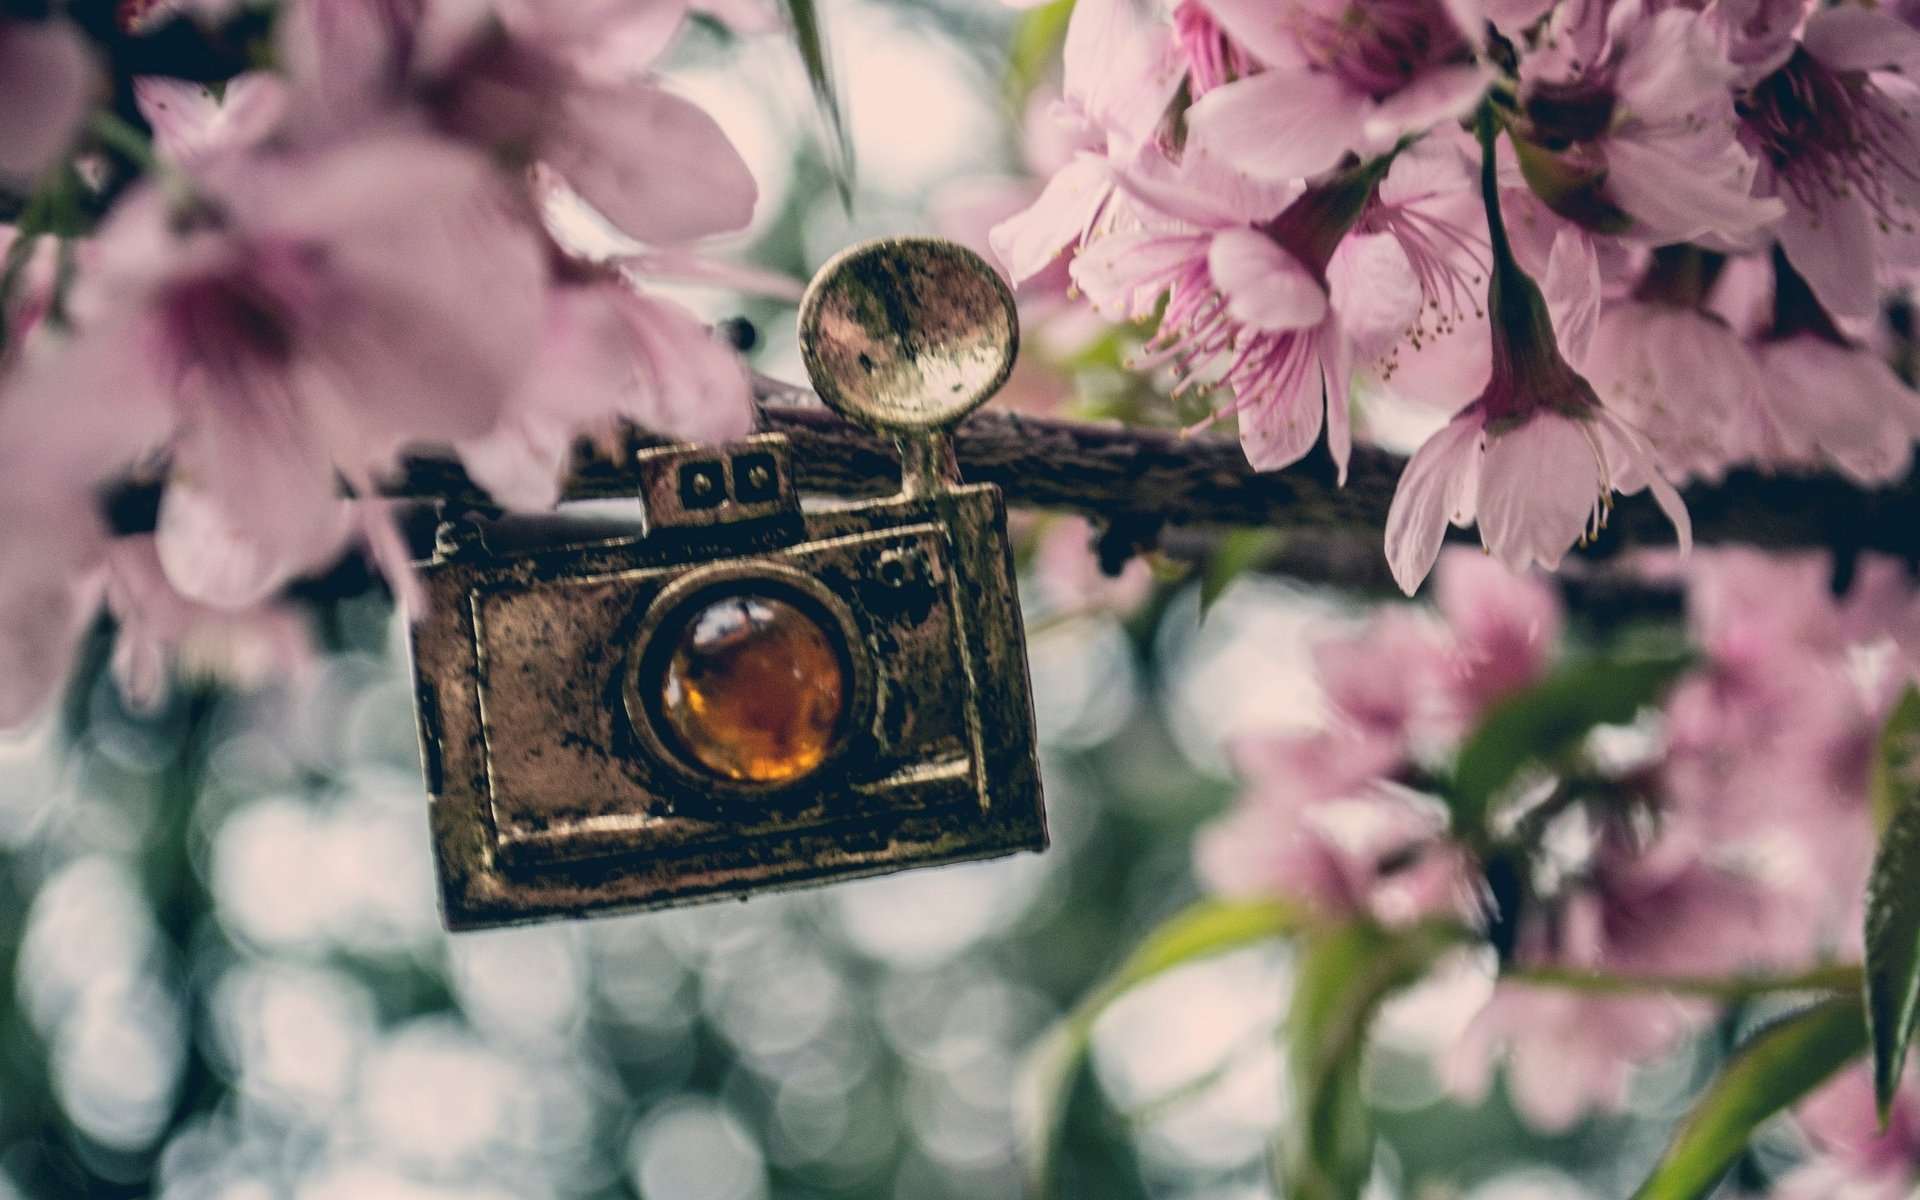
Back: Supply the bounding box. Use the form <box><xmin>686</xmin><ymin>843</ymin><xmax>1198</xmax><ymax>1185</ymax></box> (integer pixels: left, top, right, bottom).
<box><xmin>658</xmin><ymin>594</ymin><xmax>848</xmax><ymax>783</ymax></box>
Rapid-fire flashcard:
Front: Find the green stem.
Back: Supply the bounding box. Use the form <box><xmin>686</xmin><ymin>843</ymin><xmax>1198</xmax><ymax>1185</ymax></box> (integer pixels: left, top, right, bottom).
<box><xmin>1475</xmin><ymin>102</ymin><xmax>1517</xmax><ymax>280</ymax></box>
<box><xmin>87</xmin><ymin>110</ymin><xmax>159</xmax><ymax>170</ymax></box>
<box><xmin>1504</xmin><ymin>962</ymin><xmax>1863</xmax><ymax>1000</ymax></box>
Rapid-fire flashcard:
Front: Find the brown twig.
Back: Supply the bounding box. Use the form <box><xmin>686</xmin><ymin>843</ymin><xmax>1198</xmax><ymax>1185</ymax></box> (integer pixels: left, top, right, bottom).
<box><xmin>395</xmin><ymin>399</ymin><xmax>1920</xmax><ymax>565</ymax></box>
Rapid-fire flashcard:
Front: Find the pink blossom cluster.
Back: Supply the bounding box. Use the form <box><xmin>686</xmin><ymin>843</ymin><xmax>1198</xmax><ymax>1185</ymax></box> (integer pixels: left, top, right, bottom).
<box><xmin>1197</xmin><ymin>548</ymin><xmax>1920</xmax><ymax>1154</ymax></box>
<box><xmin>994</xmin><ymin>0</ymin><xmax>1920</xmax><ymax>594</ymax></box>
<box><xmin>0</xmin><ymin>0</ymin><xmax>768</xmax><ymax>728</ymax></box>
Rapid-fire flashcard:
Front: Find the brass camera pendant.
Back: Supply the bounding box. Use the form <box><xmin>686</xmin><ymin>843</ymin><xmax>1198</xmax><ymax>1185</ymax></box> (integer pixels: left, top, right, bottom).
<box><xmin>408</xmin><ymin>239</ymin><xmax>1047</xmax><ymax>930</ymax></box>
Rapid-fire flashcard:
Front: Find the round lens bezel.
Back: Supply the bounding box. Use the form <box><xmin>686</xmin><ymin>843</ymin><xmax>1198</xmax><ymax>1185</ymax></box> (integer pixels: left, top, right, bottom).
<box><xmin>623</xmin><ymin>561</ymin><xmax>872</xmax><ymax>801</ymax></box>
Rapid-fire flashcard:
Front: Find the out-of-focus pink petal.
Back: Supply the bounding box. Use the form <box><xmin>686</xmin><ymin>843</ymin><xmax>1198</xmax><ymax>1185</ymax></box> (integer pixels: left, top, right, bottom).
<box><xmin>1803</xmin><ymin>5</ymin><xmax>1920</xmax><ymax>73</ymax></box>
<box><xmin>616</xmin><ymin>289</ymin><xmax>755</xmax><ymax>443</ymax></box>
<box><xmin>1435</xmin><ymin>547</ymin><xmax>1562</xmax><ymax>710</ymax></box>
<box><xmin>135</xmin><ymin>73</ymin><xmax>286</xmax><ymax>163</ymax></box>
<box><xmin>0</xmin><ymin>18</ymin><xmax>98</xmax><ymax>181</ymax></box>
<box><xmin>1758</xmin><ymin>337</ymin><xmax>1919</xmax><ymax>483</ymax></box>
<box><xmin>1196</xmin><ymin>0</ymin><xmax>1311</xmax><ymax>67</ymax></box>
<box><xmin>1208</xmin><ymin>229</ymin><xmax>1327</xmax><ymax>331</ymax></box>
<box><xmin>1186</xmin><ymin>70</ymin><xmax>1365</xmax><ymax>183</ymax></box>
<box><xmin>1361</xmin><ymin>62</ymin><xmax>1491</xmax><ymax>148</ymax></box>
<box><xmin>618</xmin><ymin>249</ymin><xmax>804</xmax><ymax>301</ymax></box>
<box><xmin>461</xmin><ymin>280</ymin><xmax>749</xmax><ymax>509</ymax></box>
<box><xmin>1774</xmin><ymin>191</ymin><xmax>1879</xmax><ymax>320</ymax></box>
<box><xmin>275</xmin><ymin>0</ymin><xmax>409</xmax><ymax>128</ymax></box>
<box><xmin>507</xmin><ymin>0</ymin><xmax>693</xmax><ymax>72</ymax></box>
<box><xmin>155</xmin><ymin>476</ymin><xmax>354</xmax><ymax>611</ymax></box>
<box><xmin>1385</xmin><ymin>411</ymin><xmax>1482</xmax><ymax>595</ymax></box>
<box><xmin>104</xmin><ymin>535</ymin><xmax>315</xmax><ymax>711</ymax></box>
<box><xmin>546</xmin><ymin>81</ymin><xmax>757</xmax><ymax>244</ymax></box>
<box><xmin>0</xmin><ymin>505</ymin><xmax>106</xmax><ymax>731</ymax></box>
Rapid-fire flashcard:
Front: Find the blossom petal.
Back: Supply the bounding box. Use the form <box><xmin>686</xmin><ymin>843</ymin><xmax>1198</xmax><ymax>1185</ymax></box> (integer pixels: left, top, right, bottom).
<box><xmin>1602</xmin><ymin>134</ymin><xmax>1783</xmax><ymax>245</ymax></box>
<box><xmin>0</xmin><ymin>18</ymin><xmax>97</xmax><ymax>181</ymax></box>
<box><xmin>1385</xmin><ymin>412</ymin><xmax>1483</xmax><ymax>595</ymax></box>
<box><xmin>1321</xmin><ymin>322</ymin><xmax>1355</xmax><ymax>481</ymax></box>
<box><xmin>1476</xmin><ymin>414</ymin><xmax>1600</xmax><ymax>575</ymax></box>
<box><xmin>1208</xmin><ymin>228</ymin><xmax>1327</xmax><ymax>330</ymax></box>
<box><xmin>1186</xmin><ymin>70</ymin><xmax>1366</xmax><ymax>183</ymax></box>
<box><xmin>1063</xmin><ymin>0</ymin><xmax>1184</xmax><ymax>150</ymax></box>
<box><xmin>135</xmin><ymin>73</ymin><xmax>286</xmax><ymax>163</ymax></box>
<box><xmin>1774</xmin><ymin>190</ymin><xmax>1879</xmax><ymax>320</ymax></box>
<box><xmin>990</xmin><ymin>153</ymin><xmax>1114</xmax><ymax>284</ymax></box>
<box><xmin>1362</xmin><ymin>63</ymin><xmax>1493</xmax><ymax>150</ymax></box>
<box><xmin>547</xmin><ymin>81</ymin><xmax>758</xmax><ymax>245</ymax></box>
<box><xmin>1802</xmin><ymin>6</ymin><xmax>1920</xmax><ymax>74</ymax></box>
<box><xmin>0</xmin><ymin>505</ymin><xmax>104</xmax><ymax>731</ymax></box>
<box><xmin>1543</xmin><ymin>229</ymin><xmax>1599</xmax><ymax>360</ymax></box>
<box><xmin>1197</xmin><ymin>0</ymin><xmax>1311</xmax><ymax>67</ymax></box>
<box><xmin>1070</xmin><ymin>228</ymin><xmax>1205</xmax><ymax>321</ymax></box>
<box><xmin>156</xmin><ymin>481</ymin><xmax>354</xmax><ymax>610</ymax></box>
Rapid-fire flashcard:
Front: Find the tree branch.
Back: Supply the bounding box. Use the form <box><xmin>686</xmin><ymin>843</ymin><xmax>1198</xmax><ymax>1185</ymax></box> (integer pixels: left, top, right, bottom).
<box><xmin>395</xmin><ymin>399</ymin><xmax>1920</xmax><ymax>568</ymax></box>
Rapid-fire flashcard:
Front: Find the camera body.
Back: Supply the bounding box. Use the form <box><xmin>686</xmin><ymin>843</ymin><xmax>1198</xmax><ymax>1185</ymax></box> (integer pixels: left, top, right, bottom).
<box><xmin>409</xmin><ymin>434</ymin><xmax>1046</xmax><ymax>930</ymax></box>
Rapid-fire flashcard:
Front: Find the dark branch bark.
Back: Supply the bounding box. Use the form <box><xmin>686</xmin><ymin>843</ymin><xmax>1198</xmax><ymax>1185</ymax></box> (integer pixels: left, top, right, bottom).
<box><xmin>394</xmin><ymin>400</ymin><xmax>1920</xmax><ymax>567</ymax></box>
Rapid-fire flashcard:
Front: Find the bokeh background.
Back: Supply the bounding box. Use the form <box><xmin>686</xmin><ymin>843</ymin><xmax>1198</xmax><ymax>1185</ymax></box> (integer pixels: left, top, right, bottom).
<box><xmin>0</xmin><ymin>3</ymin><xmax>1772</xmax><ymax>1198</ymax></box>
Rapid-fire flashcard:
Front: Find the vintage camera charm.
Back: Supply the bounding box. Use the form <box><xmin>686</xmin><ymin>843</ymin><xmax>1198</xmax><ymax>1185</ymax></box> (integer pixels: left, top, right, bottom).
<box><xmin>408</xmin><ymin>238</ymin><xmax>1047</xmax><ymax>929</ymax></box>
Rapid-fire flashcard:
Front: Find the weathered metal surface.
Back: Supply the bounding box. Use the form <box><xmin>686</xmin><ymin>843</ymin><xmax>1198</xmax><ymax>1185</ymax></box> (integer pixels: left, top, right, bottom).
<box><xmin>798</xmin><ymin>237</ymin><xmax>1018</xmax><ymax>436</ymax></box>
<box><xmin>408</xmin><ymin>239</ymin><xmax>1047</xmax><ymax>930</ymax></box>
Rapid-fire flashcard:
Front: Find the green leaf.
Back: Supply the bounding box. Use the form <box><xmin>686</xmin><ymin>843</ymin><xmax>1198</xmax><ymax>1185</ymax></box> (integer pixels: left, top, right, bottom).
<box><xmin>1866</xmin><ymin>689</ymin><xmax>1920</xmax><ymax>1117</ymax></box>
<box><xmin>1449</xmin><ymin>654</ymin><xmax>1691</xmax><ymax>842</ymax></box>
<box><xmin>1006</xmin><ymin>0</ymin><xmax>1075</xmax><ymax>105</ymax></box>
<box><xmin>778</xmin><ymin>0</ymin><xmax>855</xmax><ymax>207</ymax></box>
<box><xmin>1201</xmin><ymin>529</ymin><xmax>1284</xmax><ymax>614</ymax></box>
<box><xmin>1871</xmin><ymin>685</ymin><xmax>1920</xmax><ymax>834</ymax></box>
<box><xmin>1281</xmin><ymin>920</ymin><xmax>1461</xmax><ymax>1200</ymax></box>
<box><xmin>1017</xmin><ymin>898</ymin><xmax>1302</xmax><ymax>1199</ymax></box>
<box><xmin>1631</xmin><ymin>996</ymin><xmax>1868</xmax><ymax>1200</ymax></box>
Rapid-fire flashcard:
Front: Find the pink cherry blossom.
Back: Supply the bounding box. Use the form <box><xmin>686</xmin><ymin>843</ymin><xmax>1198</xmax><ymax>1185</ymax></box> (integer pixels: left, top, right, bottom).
<box><xmin>1580</xmin><ymin>300</ymin><xmax>1764</xmax><ymax>483</ymax></box>
<box><xmin>1073</xmin><ymin>151</ymin><xmax>1425</xmax><ymax>475</ymax></box>
<box><xmin>104</xmin><ymin>536</ymin><xmax>315</xmax><ymax>713</ymax></box>
<box><xmin>1432</xmin><ymin>546</ymin><xmax>1562</xmax><ymax>720</ymax></box>
<box><xmin>134</xmin><ymin>74</ymin><xmax>288</xmax><ymax>165</ymax></box>
<box><xmin>1186</xmin><ymin>0</ymin><xmax>1492</xmax><ymax>182</ymax></box>
<box><xmin>1449</xmin><ymin>982</ymin><xmax>1695</xmax><ymax>1130</ymax></box>
<box><xmin>1737</xmin><ymin>7</ymin><xmax>1920</xmax><ymax>319</ymax></box>
<box><xmin>1452</xmin><ymin>814</ymin><xmax>1802</xmax><ymax>1129</ymax></box>
<box><xmin>0</xmin><ymin>16</ymin><xmax>99</xmax><ymax>184</ymax></box>
<box><xmin>1196</xmin><ymin>779</ymin><xmax>1470</xmax><ymax>924</ymax></box>
<box><xmin>278</xmin><ymin>0</ymin><xmax>757</xmax><ymax>245</ymax></box>
<box><xmin>1750</xmin><ymin>334</ymin><xmax>1920</xmax><ymax>485</ymax></box>
<box><xmin>1314</xmin><ymin>607</ymin><xmax>1455</xmax><ymax>752</ymax></box>
<box><xmin>458</xmin><ymin>269</ymin><xmax>754</xmax><ymax>511</ymax></box>
<box><xmin>1384</xmin><ymin>382</ymin><xmax>1690</xmax><ymax>594</ymax></box>
<box><xmin>1512</xmin><ymin>4</ymin><xmax>1783</xmax><ymax>246</ymax></box>
<box><xmin>0</xmin><ymin>315</ymin><xmax>173</xmax><ymax>731</ymax></box>
<box><xmin>41</xmin><ymin>131</ymin><xmax>547</xmax><ymax>609</ymax></box>
<box><xmin>1384</xmin><ymin>128</ymin><xmax>1691</xmax><ymax>595</ymax></box>
<box><xmin>1171</xmin><ymin>0</ymin><xmax>1254</xmax><ymax>99</ymax></box>
<box><xmin>1776</xmin><ymin>1065</ymin><xmax>1920</xmax><ymax>1200</ymax></box>
<box><xmin>988</xmin><ymin>0</ymin><xmax>1182</xmax><ymax>283</ymax></box>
